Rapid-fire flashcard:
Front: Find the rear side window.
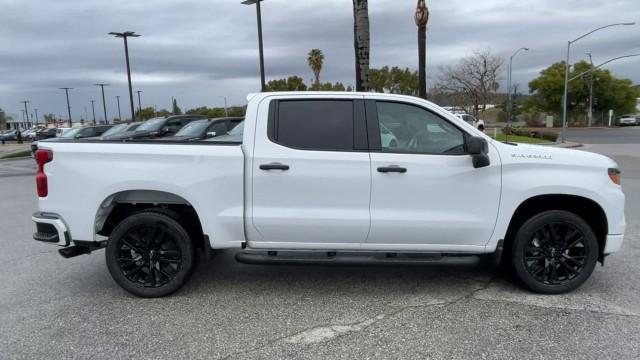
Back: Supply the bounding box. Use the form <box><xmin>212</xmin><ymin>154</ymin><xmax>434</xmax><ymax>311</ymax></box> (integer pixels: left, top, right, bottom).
<box><xmin>272</xmin><ymin>100</ymin><xmax>354</xmax><ymax>151</ymax></box>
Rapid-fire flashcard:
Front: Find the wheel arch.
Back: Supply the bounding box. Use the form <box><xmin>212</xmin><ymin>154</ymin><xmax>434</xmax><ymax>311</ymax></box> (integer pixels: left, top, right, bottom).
<box><xmin>503</xmin><ymin>194</ymin><xmax>608</xmax><ymax>261</ymax></box>
<box><xmin>94</xmin><ymin>190</ymin><xmax>206</xmax><ymax>251</ymax></box>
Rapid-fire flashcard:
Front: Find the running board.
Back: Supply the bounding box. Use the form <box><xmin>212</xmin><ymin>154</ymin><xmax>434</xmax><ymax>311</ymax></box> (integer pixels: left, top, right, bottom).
<box><xmin>235</xmin><ymin>251</ymin><xmax>479</xmax><ymax>267</ymax></box>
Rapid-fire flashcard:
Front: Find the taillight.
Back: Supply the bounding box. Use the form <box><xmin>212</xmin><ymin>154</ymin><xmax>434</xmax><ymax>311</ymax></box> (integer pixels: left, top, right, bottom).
<box><xmin>35</xmin><ymin>149</ymin><xmax>53</xmax><ymax>197</ymax></box>
<box><xmin>608</xmin><ymin>168</ymin><xmax>621</xmax><ymax>185</ymax></box>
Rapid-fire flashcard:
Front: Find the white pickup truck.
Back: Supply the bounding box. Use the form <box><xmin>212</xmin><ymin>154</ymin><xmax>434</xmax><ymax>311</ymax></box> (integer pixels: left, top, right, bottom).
<box><xmin>32</xmin><ymin>92</ymin><xmax>625</xmax><ymax>297</ymax></box>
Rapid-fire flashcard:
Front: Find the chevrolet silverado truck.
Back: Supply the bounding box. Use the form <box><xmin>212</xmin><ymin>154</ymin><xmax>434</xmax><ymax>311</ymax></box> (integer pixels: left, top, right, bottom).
<box><xmin>32</xmin><ymin>92</ymin><xmax>625</xmax><ymax>297</ymax></box>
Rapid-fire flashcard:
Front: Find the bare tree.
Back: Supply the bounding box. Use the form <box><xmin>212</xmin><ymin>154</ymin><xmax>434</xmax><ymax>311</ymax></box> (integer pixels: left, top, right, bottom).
<box><xmin>352</xmin><ymin>0</ymin><xmax>370</xmax><ymax>91</ymax></box>
<box><xmin>437</xmin><ymin>49</ymin><xmax>503</xmax><ymax>117</ymax></box>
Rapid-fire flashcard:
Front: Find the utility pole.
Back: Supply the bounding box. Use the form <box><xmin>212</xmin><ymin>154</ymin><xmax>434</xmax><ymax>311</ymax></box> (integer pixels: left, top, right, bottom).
<box><xmin>90</xmin><ymin>100</ymin><xmax>96</xmax><ymax>124</ymax></box>
<box><xmin>34</xmin><ymin>108</ymin><xmax>39</xmax><ymax>126</ymax></box>
<box><xmin>94</xmin><ymin>83</ymin><xmax>109</xmax><ymax>124</ymax></box>
<box><xmin>116</xmin><ymin>96</ymin><xmax>122</xmax><ymax>121</ymax></box>
<box><xmin>20</xmin><ymin>100</ymin><xmax>31</xmax><ymax>128</ymax></box>
<box><xmin>136</xmin><ymin>90</ymin><xmax>143</xmax><ymax>112</ymax></box>
<box><xmin>59</xmin><ymin>87</ymin><xmax>73</xmax><ymax>127</ymax></box>
<box><xmin>109</xmin><ymin>31</ymin><xmax>141</xmax><ymax>121</ymax></box>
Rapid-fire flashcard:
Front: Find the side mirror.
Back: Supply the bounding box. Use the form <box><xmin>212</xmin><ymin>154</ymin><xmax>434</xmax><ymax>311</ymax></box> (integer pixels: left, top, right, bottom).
<box><xmin>74</xmin><ymin>134</ymin><xmax>82</xmax><ymax>139</ymax></box>
<box><xmin>206</xmin><ymin>131</ymin><xmax>217</xmax><ymax>138</ymax></box>
<box><xmin>466</xmin><ymin>136</ymin><xmax>490</xmax><ymax>168</ymax></box>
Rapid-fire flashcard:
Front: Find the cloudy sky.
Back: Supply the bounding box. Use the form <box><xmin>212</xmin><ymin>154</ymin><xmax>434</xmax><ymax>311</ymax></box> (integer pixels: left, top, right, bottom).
<box><xmin>1</xmin><ymin>0</ymin><xmax>639</xmax><ymax>121</ymax></box>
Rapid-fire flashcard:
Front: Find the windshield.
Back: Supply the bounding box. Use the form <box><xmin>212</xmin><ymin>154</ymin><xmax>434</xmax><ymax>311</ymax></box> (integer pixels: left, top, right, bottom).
<box><xmin>136</xmin><ymin>118</ymin><xmax>166</xmax><ymax>132</ymax></box>
<box><xmin>175</xmin><ymin>122</ymin><xmax>209</xmax><ymax>137</ymax></box>
<box><xmin>61</xmin><ymin>128</ymin><xmax>82</xmax><ymax>138</ymax></box>
<box><xmin>228</xmin><ymin>121</ymin><xmax>244</xmax><ymax>135</ymax></box>
<box><xmin>101</xmin><ymin>124</ymin><xmax>128</xmax><ymax>137</ymax></box>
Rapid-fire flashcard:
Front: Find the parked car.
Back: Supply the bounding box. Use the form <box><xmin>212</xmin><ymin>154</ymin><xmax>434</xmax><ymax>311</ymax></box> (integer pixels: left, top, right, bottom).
<box><xmin>618</xmin><ymin>115</ymin><xmax>638</xmax><ymax>126</ymax></box>
<box><xmin>55</xmin><ymin>128</ymin><xmax>73</xmax><ymax>137</ymax></box>
<box><xmin>0</xmin><ymin>129</ymin><xmax>19</xmax><ymax>141</ymax></box>
<box><xmin>107</xmin><ymin>115</ymin><xmax>207</xmax><ymax>140</ymax></box>
<box><xmin>35</xmin><ymin>128</ymin><xmax>58</xmax><ymax>140</ymax></box>
<box><xmin>455</xmin><ymin>113</ymin><xmax>485</xmax><ymax>131</ymax></box>
<box><xmin>32</xmin><ymin>92</ymin><xmax>625</xmax><ymax>298</ymax></box>
<box><xmin>207</xmin><ymin>120</ymin><xmax>245</xmax><ymax>142</ymax></box>
<box><xmin>164</xmin><ymin>117</ymin><xmax>243</xmax><ymax>141</ymax></box>
<box><xmin>21</xmin><ymin>128</ymin><xmax>38</xmax><ymax>140</ymax></box>
<box><xmin>32</xmin><ymin>125</ymin><xmax>114</xmax><ymax>156</ymax></box>
<box><xmin>92</xmin><ymin>122</ymin><xmax>142</xmax><ymax>140</ymax></box>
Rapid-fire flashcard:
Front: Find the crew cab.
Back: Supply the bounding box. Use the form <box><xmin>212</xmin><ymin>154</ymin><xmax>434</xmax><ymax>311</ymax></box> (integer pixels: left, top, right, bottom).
<box><xmin>32</xmin><ymin>92</ymin><xmax>625</xmax><ymax>297</ymax></box>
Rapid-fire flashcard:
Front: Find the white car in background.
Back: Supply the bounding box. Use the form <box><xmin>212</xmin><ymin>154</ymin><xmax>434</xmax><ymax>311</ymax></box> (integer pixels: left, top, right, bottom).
<box><xmin>618</xmin><ymin>115</ymin><xmax>638</xmax><ymax>126</ymax></box>
<box><xmin>454</xmin><ymin>113</ymin><xmax>485</xmax><ymax>131</ymax></box>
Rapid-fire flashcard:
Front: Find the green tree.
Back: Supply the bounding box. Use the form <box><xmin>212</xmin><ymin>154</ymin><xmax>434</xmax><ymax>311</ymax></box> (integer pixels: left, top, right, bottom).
<box><xmin>526</xmin><ymin>61</ymin><xmax>640</xmax><ymax>125</ymax></box>
<box><xmin>265</xmin><ymin>76</ymin><xmax>308</xmax><ymax>91</ymax></box>
<box><xmin>307</xmin><ymin>49</ymin><xmax>325</xmax><ymax>87</ymax></box>
<box><xmin>172</xmin><ymin>98</ymin><xmax>182</xmax><ymax>115</ymax></box>
<box><xmin>369</xmin><ymin>66</ymin><xmax>419</xmax><ymax>95</ymax></box>
<box><xmin>186</xmin><ymin>106</ymin><xmax>246</xmax><ymax>118</ymax></box>
<box><xmin>135</xmin><ymin>107</ymin><xmax>157</xmax><ymax>120</ymax></box>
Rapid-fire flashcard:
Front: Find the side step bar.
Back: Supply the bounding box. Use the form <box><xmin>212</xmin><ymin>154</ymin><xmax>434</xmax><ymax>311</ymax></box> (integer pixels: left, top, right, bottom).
<box><xmin>235</xmin><ymin>251</ymin><xmax>479</xmax><ymax>267</ymax></box>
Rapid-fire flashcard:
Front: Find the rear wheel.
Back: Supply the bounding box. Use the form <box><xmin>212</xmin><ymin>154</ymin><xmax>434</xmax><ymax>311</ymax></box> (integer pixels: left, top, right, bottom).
<box><xmin>511</xmin><ymin>210</ymin><xmax>598</xmax><ymax>294</ymax></box>
<box><xmin>106</xmin><ymin>212</ymin><xmax>194</xmax><ymax>297</ymax></box>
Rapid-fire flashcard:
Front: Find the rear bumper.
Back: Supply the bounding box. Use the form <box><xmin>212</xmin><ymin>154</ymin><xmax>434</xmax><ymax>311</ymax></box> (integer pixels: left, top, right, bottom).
<box><xmin>603</xmin><ymin>234</ymin><xmax>624</xmax><ymax>254</ymax></box>
<box><xmin>32</xmin><ymin>212</ymin><xmax>71</xmax><ymax>246</ymax></box>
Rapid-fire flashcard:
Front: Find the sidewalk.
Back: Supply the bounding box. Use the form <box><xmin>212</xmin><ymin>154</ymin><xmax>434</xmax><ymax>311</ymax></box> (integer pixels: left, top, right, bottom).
<box><xmin>0</xmin><ymin>142</ymin><xmax>32</xmax><ymax>158</ymax></box>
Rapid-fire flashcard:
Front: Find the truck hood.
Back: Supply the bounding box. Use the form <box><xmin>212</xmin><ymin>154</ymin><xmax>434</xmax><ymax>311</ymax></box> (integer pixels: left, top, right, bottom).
<box><xmin>494</xmin><ymin>141</ymin><xmax>618</xmax><ymax>169</ymax></box>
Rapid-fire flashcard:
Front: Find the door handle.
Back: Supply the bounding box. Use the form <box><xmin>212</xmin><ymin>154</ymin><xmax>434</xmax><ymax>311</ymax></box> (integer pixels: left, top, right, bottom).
<box><xmin>377</xmin><ymin>166</ymin><xmax>407</xmax><ymax>173</ymax></box>
<box><xmin>260</xmin><ymin>163</ymin><xmax>290</xmax><ymax>171</ymax></box>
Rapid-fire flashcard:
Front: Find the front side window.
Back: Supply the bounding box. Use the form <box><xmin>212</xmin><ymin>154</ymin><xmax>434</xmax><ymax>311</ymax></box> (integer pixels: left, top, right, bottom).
<box><xmin>377</xmin><ymin>102</ymin><xmax>465</xmax><ymax>155</ymax></box>
<box><xmin>273</xmin><ymin>100</ymin><xmax>354</xmax><ymax>151</ymax></box>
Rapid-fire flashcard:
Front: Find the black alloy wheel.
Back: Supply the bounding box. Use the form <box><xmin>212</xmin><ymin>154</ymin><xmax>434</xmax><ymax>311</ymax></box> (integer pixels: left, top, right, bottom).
<box><xmin>106</xmin><ymin>212</ymin><xmax>194</xmax><ymax>297</ymax></box>
<box><xmin>512</xmin><ymin>210</ymin><xmax>598</xmax><ymax>294</ymax></box>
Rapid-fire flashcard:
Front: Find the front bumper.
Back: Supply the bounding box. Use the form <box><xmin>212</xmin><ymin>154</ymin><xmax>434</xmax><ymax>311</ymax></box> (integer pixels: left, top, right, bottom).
<box><xmin>32</xmin><ymin>212</ymin><xmax>71</xmax><ymax>246</ymax></box>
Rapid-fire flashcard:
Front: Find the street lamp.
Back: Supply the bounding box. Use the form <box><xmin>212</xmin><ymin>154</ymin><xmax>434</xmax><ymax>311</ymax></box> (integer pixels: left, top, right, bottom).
<box><xmin>136</xmin><ymin>90</ymin><xmax>143</xmax><ymax>112</ymax></box>
<box><xmin>415</xmin><ymin>0</ymin><xmax>429</xmax><ymax>100</ymax></box>
<box><xmin>94</xmin><ymin>83</ymin><xmax>109</xmax><ymax>124</ymax></box>
<box><xmin>242</xmin><ymin>0</ymin><xmax>266</xmax><ymax>92</ymax></box>
<box><xmin>34</xmin><ymin>108</ymin><xmax>39</xmax><ymax>126</ymax></box>
<box><xmin>116</xmin><ymin>96</ymin><xmax>122</xmax><ymax>121</ymax></box>
<box><xmin>90</xmin><ymin>100</ymin><xmax>96</xmax><ymax>123</ymax></box>
<box><xmin>109</xmin><ymin>31</ymin><xmax>140</xmax><ymax>121</ymax></box>
<box><xmin>561</xmin><ymin>22</ymin><xmax>635</xmax><ymax>142</ymax></box>
<box><xmin>59</xmin><ymin>87</ymin><xmax>73</xmax><ymax>127</ymax></box>
<box><xmin>507</xmin><ymin>47</ymin><xmax>529</xmax><ymax>136</ymax></box>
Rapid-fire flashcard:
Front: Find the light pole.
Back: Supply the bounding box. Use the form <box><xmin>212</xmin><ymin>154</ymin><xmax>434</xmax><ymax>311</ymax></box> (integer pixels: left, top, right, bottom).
<box><xmin>242</xmin><ymin>0</ymin><xmax>266</xmax><ymax>92</ymax></box>
<box><xmin>507</xmin><ymin>48</ymin><xmax>529</xmax><ymax>134</ymax></box>
<box><xmin>561</xmin><ymin>22</ymin><xmax>635</xmax><ymax>142</ymax></box>
<box><xmin>34</xmin><ymin>108</ymin><xmax>39</xmax><ymax>126</ymax></box>
<box><xmin>415</xmin><ymin>0</ymin><xmax>429</xmax><ymax>100</ymax></box>
<box><xmin>90</xmin><ymin>100</ymin><xmax>96</xmax><ymax>124</ymax></box>
<box><xmin>586</xmin><ymin>52</ymin><xmax>594</xmax><ymax>127</ymax></box>
<box><xmin>20</xmin><ymin>100</ymin><xmax>31</xmax><ymax>128</ymax></box>
<box><xmin>116</xmin><ymin>96</ymin><xmax>122</xmax><ymax>121</ymax></box>
<box><xmin>59</xmin><ymin>87</ymin><xmax>73</xmax><ymax>127</ymax></box>
<box><xmin>109</xmin><ymin>31</ymin><xmax>140</xmax><ymax>122</ymax></box>
<box><xmin>218</xmin><ymin>96</ymin><xmax>229</xmax><ymax>116</ymax></box>
<box><xmin>136</xmin><ymin>90</ymin><xmax>143</xmax><ymax>112</ymax></box>
<box><xmin>94</xmin><ymin>83</ymin><xmax>109</xmax><ymax>124</ymax></box>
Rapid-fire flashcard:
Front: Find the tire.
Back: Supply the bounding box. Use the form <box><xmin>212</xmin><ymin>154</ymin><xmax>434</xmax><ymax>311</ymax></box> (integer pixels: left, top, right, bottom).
<box><xmin>106</xmin><ymin>211</ymin><xmax>195</xmax><ymax>297</ymax></box>
<box><xmin>511</xmin><ymin>210</ymin><xmax>598</xmax><ymax>294</ymax></box>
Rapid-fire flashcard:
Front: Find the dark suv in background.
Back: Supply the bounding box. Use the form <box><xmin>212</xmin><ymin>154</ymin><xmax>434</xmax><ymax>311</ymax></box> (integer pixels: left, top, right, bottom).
<box><xmin>165</xmin><ymin>117</ymin><xmax>243</xmax><ymax>141</ymax></box>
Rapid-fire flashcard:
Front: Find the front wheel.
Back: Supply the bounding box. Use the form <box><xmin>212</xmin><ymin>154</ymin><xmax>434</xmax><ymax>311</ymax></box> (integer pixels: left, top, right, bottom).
<box><xmin>511</xmin><ymin>210</ymin><xmax>598</xmax><ymax>294</ymax></box>
<box><xmin>106</xmin><ymin>211</ymin><xmax>195</xmax><ymax>297</ymax></box>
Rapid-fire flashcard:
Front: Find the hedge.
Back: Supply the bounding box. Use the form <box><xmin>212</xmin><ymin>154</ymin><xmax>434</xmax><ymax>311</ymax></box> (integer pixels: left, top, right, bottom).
<box><xmin>502</xmin><ymin>127</ymin><xmax>559</xmax><ymax>142</ymax></box>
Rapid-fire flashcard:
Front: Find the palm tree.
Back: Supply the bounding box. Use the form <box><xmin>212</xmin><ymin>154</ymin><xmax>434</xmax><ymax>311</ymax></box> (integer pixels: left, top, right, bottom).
<box><xmin>307</xmin><ymin>49</ymin><xmax>325</xmax><ymax>88</ymax></box>
<box><xmin>352</xmin><ymin>0</ymin><xmax>370</xmax><ymax>91</ymax></box>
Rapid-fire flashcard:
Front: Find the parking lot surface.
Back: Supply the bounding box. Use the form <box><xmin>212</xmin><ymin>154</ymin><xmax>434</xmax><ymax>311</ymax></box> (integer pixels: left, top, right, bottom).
<box><xmin>1</xmin><ymin>135</ymin><xmax>639</xmax><ymax>359</ymax></box>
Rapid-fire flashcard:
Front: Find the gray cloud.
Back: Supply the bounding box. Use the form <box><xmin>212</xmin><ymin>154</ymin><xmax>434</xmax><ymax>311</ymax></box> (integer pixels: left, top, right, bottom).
<box><xmin>1</xmin><ymin>0</ymin><xmax>639</xmax><ymax>120</ymax></box>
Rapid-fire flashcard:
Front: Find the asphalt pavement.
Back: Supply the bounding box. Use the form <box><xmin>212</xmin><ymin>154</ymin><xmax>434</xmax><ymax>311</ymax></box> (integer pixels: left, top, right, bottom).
<box><xmin>1</xmin><ymin>134</ymin><xmax>639</xmax><ymax>359</ymax></box>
